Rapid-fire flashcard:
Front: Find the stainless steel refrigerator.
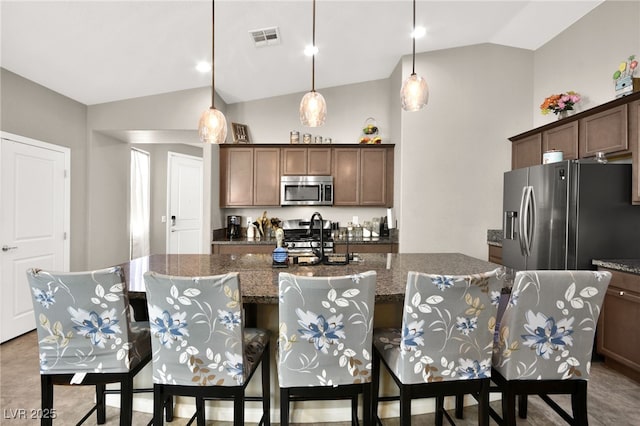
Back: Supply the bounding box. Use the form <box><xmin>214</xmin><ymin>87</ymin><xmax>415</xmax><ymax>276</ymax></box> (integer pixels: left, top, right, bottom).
<box><xmin>502</xmin><ymin>160</ymin><xmax>640</xmax><ymax>270</ymax></box>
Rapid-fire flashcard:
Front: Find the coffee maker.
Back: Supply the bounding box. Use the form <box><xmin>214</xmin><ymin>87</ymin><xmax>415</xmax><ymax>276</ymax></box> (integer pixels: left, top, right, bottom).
<box><xmin>226</xmin><ymin>215</ymin><xmax>242</xmax><ymax>240</ymax></box>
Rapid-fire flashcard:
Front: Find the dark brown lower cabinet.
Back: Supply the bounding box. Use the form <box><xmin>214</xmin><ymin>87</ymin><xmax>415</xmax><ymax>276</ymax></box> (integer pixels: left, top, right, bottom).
<box><xmin>597</xmin><ymin>268</ymin><xmax>640</xmax><ymax>383</ymax></box>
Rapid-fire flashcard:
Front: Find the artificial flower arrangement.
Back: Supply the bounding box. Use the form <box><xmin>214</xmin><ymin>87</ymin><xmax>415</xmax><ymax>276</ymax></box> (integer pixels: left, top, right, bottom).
<box><xmin>540</xmin><ymin>91</ymin><xmax>581</xmax><ymax>115</ymax></box>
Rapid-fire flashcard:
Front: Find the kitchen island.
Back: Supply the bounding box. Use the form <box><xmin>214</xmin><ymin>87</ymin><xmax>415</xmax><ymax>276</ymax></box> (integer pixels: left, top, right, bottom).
<box><xmin>119</xmin><ymin>252</ymin><xmax>501</xmax><ymax>423</ymax></box>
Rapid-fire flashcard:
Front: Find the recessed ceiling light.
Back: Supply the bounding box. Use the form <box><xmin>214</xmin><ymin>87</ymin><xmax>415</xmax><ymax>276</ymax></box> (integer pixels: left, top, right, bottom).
<box><xmin>304</xmin><ymin>44</ymin><xmax>318</xmax><ymax>56</ymax></box>
<box><xmin>196</xmin><ymin>61</ymin><xmax>211</xmax><ymax>73</ymax></box>
<box><xmin>412</xmin><ymin>26</ymin><xmax>426</xmax><ymax>39</ymax></box>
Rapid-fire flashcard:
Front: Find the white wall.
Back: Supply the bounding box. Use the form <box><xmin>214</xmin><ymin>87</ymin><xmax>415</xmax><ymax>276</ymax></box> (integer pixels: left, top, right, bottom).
<box><xmin>533</xmin><ymin>0</ymin><xmax>640</xmax><ymax>128</ymax></box>
<box><xmin>398</xmin><ymin>44</ymin><xmax>533</xmax><ymax>258</ymax></box>
<box><xmin>226</xmin><ymin>78</ymin><xmax>392</xmax><ymax>144</ymax></box>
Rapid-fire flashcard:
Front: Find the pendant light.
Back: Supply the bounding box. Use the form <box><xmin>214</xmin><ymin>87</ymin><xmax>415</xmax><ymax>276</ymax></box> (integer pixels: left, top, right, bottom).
<box><xmin>198</xmin><ymin>0</ymin><xmax>228</xmax><ymax>143</ymax></box>
<box><xmin>299</xmin><ymin>0</ymin><xmax>326</xmax><ymax>127</ymax></box>
<box><xmin>400</xmin><ymin>0</ymin><xmax>429</xmax><ymax>112</ymax></box>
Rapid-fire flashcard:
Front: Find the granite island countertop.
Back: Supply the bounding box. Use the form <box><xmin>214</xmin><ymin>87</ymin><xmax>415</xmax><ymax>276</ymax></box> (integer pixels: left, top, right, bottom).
<box><xmin>121</xmin><ymin>253</ymin><xmax>500</xmax><ymax>305</ymax></box>
<box><xmin>212</xmin><ymin>236</ymin><xmax>398</xmax><ymax>246</ymax></box>
<box><xmin>592</xmin><ymin>259</ymin><xmax>640</xmax><ymax>275</ymax></box>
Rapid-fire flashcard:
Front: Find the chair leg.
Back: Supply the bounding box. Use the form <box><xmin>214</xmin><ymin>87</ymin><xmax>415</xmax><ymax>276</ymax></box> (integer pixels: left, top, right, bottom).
<box><xmin>234</xmin><ymin>393</ymin><xmax>244</xmax><ymax>425</ymax></box>
<box><xmin>455</xmin><ymin>394</ymin><xmax>464</xmax><ymax>418</ymax></box>
<box><xmin>478</xmin><ymin>380</ymin><xmax>489</xmax><ymax>426</ymax></box>
<box><xmin>119</xmin><ymin>377</ymin><xmax>134</xmax><ymax>426</ymax></box>
<box><xmin>518</xmin><ymin>394</ymin><xmax>528</xmax><ymax>419</ymax></box>
<box><xmin>363</xmin><ymin>382</ymin><xmax>372</xmax><ymax>426</ymax></box>
<box><xmin>280</xmin><ymin>388</ymin><xmax>290</xmax><ymax>426</ymax></box>
<box><xmin>40</xmin><ymin>375</ymin><xmax>54</xmax><ymax>426</ymax></box>
<box><xmin>501</xmin><ymin>386</ymin><xmax>517</xmax><ymax>426</ymax></box>
<box><xmin>165</xmin><ymin>395</ymin><xmax>174</xmax><ymax>422</ymax></box>
<box><xmin>261</xmin><ymin>346</ymin><xmax>270</xmax><ymax>426</ymax></box>
<box><xmin>399</xmin><ymin>385</ymin><xmax>412</xmax><ymax>426</ymax></box>
<box><xmin>96</xmin><ymin>383</ymin><xmax>106</xmax><ymax>424</ymax></box>
<box><xmin>196</xmin><ymin>397</ymin><xmax>206</xmax><ymax>426</ymax></box>
<box><xmin>153</xmin><ymin>384</ymin><xmax>164</xmax><ymax>426</ymax></box>
<box><xmin>435</xmin><ymin>395</ymin><xmax>444</xmax><ymax>426</ymax></box>
<box><xmin>572</xmin><ymin>381</ymin><xmax>588</xmax><ymax>425</ymax></box>
<box><xmin>372</xmin><ymin>349</ymin><xmax>381</xmax><ymax>424</ymax></box>
<box><xmin>351</xmin><ymin>394</ymin><xmax>359</xmax><ymax>426</ymax></box>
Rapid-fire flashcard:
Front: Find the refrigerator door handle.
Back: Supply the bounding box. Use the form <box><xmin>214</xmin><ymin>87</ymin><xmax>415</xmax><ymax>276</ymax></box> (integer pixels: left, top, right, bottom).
<box><xmin>522</xmin><ymin>186</ymin><xmax>535</xmax><ymax>256</ymax></box>
<box><xmin>527</xmin><ymin>186</ymin><xmax>536</xmax><ymax>255</ymax></box>
<box><xmin>518</xmin><ymin>186</ymin><xmax>528</xmax><ymax>256</ymax></box>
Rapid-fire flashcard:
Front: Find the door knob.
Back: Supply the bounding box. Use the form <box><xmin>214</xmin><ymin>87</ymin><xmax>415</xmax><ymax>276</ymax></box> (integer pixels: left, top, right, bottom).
<box><xmin>2</xmin><ymin>245</ymin><xmax>18</xmax><ymax>252</ymax></box>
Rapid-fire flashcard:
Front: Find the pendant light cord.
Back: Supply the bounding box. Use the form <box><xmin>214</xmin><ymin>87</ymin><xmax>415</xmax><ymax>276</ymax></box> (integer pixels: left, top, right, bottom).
<box><xmin>211</xmin><ymin>0</ymin><xmax>216</xmax><ymax>109</ymax></box>
<box><xmin>411</xmin><ymin>0</ymin><xmax>416</xmax><ymax>75</ymax></box>
<box><xmin>311</xmin><ymin>0</ymin><xmax>316</xmax><ymax>92</ymax></box>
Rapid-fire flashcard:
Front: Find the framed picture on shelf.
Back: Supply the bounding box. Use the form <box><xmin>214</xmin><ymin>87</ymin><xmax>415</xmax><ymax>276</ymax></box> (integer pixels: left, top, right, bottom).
<box><xmin>231</xmin><ymin>123</ymin><xmax>250</xmax><ymax>143</ymax></box>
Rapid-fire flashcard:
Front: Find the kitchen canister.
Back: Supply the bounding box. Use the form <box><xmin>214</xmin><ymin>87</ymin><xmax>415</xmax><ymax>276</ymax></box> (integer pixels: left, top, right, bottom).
<box><xmin>543</xmin><ymin>149</ymin><xmax>563</xmax><ymax>164</ymax></box>
<box><xmin>303</xmin><ymin>133</ymin><xmax>312</xmax><ymax>144</ymax></box>
<box><xmin>290</xmin><ymin>131</ymin><xmax>299</xmax><ymax>144</ymax></box>
<box><xmin>314</xmin><ymin>135</ymin><xmax>322</xmax><ymax>144</ymax></box>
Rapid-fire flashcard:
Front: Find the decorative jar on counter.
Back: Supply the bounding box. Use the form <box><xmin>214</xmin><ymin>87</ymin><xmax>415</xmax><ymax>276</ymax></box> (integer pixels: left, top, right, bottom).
<box><xmin>303</xmin><ymin>133</ymin><xmax>312</xmax><ymax>144</ymax></box>
<box><xmin>290</xmin><ymin>131</ymin><xmax>299</xmax><ymax>144</ymax></box>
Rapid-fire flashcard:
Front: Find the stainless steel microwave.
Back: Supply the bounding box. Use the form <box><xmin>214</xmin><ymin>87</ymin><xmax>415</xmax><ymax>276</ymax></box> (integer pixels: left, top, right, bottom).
<box><xmin>280</xmin><ymin>176</ymin><xmax>333</xmax><ymax>206</ymax></box>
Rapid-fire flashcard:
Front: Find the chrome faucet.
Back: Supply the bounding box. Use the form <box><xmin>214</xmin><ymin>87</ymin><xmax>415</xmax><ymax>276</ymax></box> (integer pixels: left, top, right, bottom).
<box><xmin>307</xmin><ymin>211</ymin><xmax>324</xmax><ymax>264</ymax></box>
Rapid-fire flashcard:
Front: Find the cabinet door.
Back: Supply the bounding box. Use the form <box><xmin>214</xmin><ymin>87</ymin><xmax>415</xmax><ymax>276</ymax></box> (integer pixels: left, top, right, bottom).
<box><xmin>511</xmin><ymin>133</ymin><xmax>541</xmax><ymax>170</ymax></box>
<box><xmin>543</xmin><ymin>121</ymin><xmax>578</xmax><ymax>160</ymax></box>
<box><xmin>333</xmin><ymin>148</ymin><xmax>360</xmax><ymax>205</ymax></box>
<box><xmin>579</xmin><ymin>104</ymin><xmax>628</xmax><ymax>157</ymax></box>
<box><xmin>630</xmin><ymin>99</ymin><xmax>640</xmax><ymax>204</ymax></box>
<box><xmin>253</xmin><ymin>147</ymin><xmax>280</xmax><ymax>206</ymax></box>
<box><xmin>360</xmin><ymin>148</ymin><xmax>387</xmax><ymax>205</ymax></box>
<box><xmin>598</xmin><ymin>285</ymin><xmax>640</xmax><ymax>372</ymax></box>
<box><xmin>307</xmin><ymin>147</ymin><xmax>332</xmax><ymax>175</ymax></box>
<box><xmin>281</xmin><ymin>147</ymin><xmax>307</xmax><ymax>175</ymax></box>
<box><xmin>220</xmin><ymin>147</ymin><xmax>253</xmax><ymax>207</ymax></box>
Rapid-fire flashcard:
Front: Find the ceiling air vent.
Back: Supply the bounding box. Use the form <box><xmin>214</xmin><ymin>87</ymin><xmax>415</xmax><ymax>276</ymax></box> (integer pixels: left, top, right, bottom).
<box><xmin>249</xmin><ymin>27</ymin><xmax>281</xmax><ymax>47</ymax></box>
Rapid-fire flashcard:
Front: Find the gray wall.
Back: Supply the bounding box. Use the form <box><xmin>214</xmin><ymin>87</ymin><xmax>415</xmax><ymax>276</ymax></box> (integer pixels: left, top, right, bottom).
<box><xmin>397</xmin><ymin>44</ymin><xmax>533</xmax><ymax>257</ymax></box>
<box><xmin>1</xmin><ymin>69</ymin><xmax>88</xmax><ymax>270</ymax></box>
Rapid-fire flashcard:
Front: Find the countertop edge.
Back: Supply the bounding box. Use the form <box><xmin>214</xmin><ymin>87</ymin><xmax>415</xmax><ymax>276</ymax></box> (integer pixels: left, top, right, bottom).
<box><xmin>592</xmin><ymin>259</ymin><xmax>640</xmax><ymax>275</ymax></box>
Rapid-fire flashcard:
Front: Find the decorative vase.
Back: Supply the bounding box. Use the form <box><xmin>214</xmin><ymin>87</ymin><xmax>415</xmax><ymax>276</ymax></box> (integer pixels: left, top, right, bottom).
<box><xmin>557</xmin><ymin>110</ymin><xmax>569</xmax><ymax>120</ymax></box>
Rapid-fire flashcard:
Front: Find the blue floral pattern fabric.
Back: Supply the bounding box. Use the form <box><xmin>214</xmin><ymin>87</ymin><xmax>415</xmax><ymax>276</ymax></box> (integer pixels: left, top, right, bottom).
<box><xmin>278</xmin><ymin>271</ymin><xmax>377</xmax><ymax>388</ymax></box>
<box><xmin>373</xmin><ymin>269</ymin><xmax>502</xmax><ymax>384</ymax></box>
<box><xmin>26</xmin><ymin>267</ymin><xmax>150</xmax><ymax>375</ymax></box>
<box><xmin>143</xmin><ymin>272</ymin><xmax>269</xmax><ymax>387</ymax></box>
<box><xmin>493</xmin><ymin>270</ymin><xmax>611</xmax><ymax>381</ymax></box>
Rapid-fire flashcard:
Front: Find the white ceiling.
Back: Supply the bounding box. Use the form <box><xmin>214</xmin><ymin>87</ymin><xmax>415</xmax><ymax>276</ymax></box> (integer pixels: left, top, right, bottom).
<box><xmin>1</xmin><ymin>0</ymin><xmax>603</xmax><ymax>106</ymax></box>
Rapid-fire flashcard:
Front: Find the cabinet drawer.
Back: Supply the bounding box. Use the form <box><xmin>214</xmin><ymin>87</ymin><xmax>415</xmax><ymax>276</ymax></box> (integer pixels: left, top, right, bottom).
<box><xmin>600</xmin><ymin>268</ymin><xmax>640</xmax><ymax>293</ymax></box>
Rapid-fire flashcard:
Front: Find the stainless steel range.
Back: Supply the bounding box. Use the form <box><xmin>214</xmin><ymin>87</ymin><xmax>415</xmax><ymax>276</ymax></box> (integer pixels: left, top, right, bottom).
<box><xmin>281</xmin><ymin>218</ymin><xmax>334</xmax><ymax>256</ymax></box>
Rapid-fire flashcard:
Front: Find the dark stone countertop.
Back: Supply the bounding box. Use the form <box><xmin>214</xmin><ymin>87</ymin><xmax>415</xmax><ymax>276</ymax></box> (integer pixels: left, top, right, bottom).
<box><xmin>592</xmin><ymin>259</ymin><xmax>640</xmax><ymax>275</ymax></box>
<box><xmin>121</xmin><ymin>253</ymin><xmax>501</xmax><ymax>305</ymax></box>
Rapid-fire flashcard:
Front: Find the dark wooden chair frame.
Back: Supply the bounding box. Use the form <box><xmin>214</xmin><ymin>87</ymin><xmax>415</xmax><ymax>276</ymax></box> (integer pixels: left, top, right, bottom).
<box><xmin>372</xmin><ymin>347</ymin><xmax>490</xmax><ymax>426</ymax></box>
<box><xmin>280</xmin><ymin>382</ymin><xmax>372</xmax><ymax>426</ymax></box>
<box><xmin>486</xmin><ymin>367</ymin><xmax>589</xmax><ymax>426</ymax></box>
<box><xmin>40</xmin><ymin>352</ymin><xmax>171</xmax><ymax>426</ymax></box>
<box><xmin>152</xmin><ymin>340</ymin><xmax>270</xmax><ymax>426</ymax></box>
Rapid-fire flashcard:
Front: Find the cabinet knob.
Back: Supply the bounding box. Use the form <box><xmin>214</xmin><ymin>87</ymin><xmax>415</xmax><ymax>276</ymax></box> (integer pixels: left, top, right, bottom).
<box><xmin>619</xmin><ymin>291</ymin><xmax>625</xmax><ymax>296</ymax></box>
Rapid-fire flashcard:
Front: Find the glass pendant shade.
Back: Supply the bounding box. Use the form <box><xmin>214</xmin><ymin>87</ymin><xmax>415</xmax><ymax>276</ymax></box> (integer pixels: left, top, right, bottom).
<box><xmin>198</xmin><ymin>107</ymin><xmax>228</xmax><ymax>144</ymax></box>
<box><xmin>299</xmin><ymin>90</ymin><xmax>327</xmax><ymax>127</ymax></box>
<box><xmin>401</xmin><ymin>73</ymin><xmax>429</xmax><ymax>111</ymax></box>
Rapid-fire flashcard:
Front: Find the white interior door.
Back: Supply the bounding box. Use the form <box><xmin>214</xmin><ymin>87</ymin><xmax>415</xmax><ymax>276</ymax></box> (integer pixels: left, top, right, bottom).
<box><xmin>0</xmin><ymin>133</ymin><xmax>70</xmax><ymax>342</ymax></box>
<box><xmin>167</xmin><ymin>152</ymin><xmax>203</xmax><ymax>254</ymax></box>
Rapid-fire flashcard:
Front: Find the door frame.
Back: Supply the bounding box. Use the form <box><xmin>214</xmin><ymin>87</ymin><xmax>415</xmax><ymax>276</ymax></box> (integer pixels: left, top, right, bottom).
<box><xmin>166</xmin><ymin>151</ymin><xmax>204</xmax><ymax>254</ymax></box>
<box><xmin>0</xmin><ymin>131</ymin><xmax>71</xmax><ymax>268</ymax></box>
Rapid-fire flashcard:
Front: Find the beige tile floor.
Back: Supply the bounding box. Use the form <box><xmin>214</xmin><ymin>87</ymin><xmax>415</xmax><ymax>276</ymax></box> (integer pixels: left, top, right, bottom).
<box><xmin>1</xmin><ymin>331</ymin><xmax>639</xmax><ymax>425</ymax></box>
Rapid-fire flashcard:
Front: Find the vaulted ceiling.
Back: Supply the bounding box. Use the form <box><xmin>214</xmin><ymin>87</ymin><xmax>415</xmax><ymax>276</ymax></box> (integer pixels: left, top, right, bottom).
<box><xmin>1</xmin><ymin>1</ymin><xmax>603</xmax><ymax>106</ymax></box>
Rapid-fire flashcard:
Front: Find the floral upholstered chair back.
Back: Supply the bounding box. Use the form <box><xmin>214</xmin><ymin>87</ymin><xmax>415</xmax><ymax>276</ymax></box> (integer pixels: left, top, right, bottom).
<box><xmin>144</xmin><ymin>272</ymin><xmax>265</xmax><ymax>387</ymax></box>
<box><xmin>278</xmin><ymin>271</ymin><xmax>377</xmax><ymax>388</ymax></box>
<box><xmin>27</xmin><ymin>267</ymin><xmax>149</xmax><ymax>374</ymax></box>
<box><xmin>374</xmin><ymin>269</ymin><xmax>502</xmax><ymax>384</ymax></box>
<box><xmin>493</xmin><ymin>270</ymin><xmax>611</xmax><ymax>381</ymax></box>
